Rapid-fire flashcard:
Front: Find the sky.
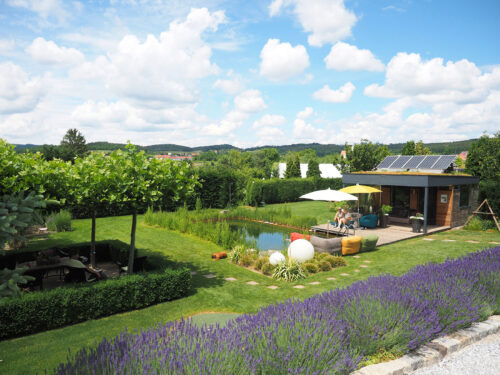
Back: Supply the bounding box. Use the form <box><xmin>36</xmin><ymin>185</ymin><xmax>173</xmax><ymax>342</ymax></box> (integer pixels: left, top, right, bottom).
<box><xmin>0</xmin><ymin>0</ymin><xmax>499</xmax><ymax>148</ymax></box>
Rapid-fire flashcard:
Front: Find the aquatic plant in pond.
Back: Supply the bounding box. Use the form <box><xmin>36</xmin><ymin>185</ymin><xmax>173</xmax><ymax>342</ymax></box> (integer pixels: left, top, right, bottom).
<box><xmin>55</xmin><ymin>247</ymin><xmax>500</xmax><ymax>375</ymax></box>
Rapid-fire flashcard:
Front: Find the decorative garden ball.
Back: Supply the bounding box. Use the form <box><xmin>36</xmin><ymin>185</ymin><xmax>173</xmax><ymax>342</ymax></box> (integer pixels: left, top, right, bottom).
<box><xmin>269</xmin><ymin>252</ymin><xmax>286</xmax><ymax>266</ymax></box>
<box><xmin>287</xmin><ymin>239</ymin><xmax>314</xmax><ymax>263</ymax></box>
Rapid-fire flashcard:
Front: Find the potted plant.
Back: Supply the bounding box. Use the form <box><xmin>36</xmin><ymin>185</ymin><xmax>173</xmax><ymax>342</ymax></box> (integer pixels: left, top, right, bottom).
<box><xmin>379</xmin><ymin>205</ymin><xmax>392</xmax><ymax>228</ymax></box>
<box><xmin>409</xmin><ymin>213</ymin><xmax>424</xmax><ymax>233</ymax></box>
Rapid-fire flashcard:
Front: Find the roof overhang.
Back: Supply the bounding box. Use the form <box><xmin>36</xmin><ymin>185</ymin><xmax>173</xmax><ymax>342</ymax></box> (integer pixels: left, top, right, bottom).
<box><xmin>343</xmin><ymin>173</ymin><xmax>479</xmax><ymax>187</ymax></box>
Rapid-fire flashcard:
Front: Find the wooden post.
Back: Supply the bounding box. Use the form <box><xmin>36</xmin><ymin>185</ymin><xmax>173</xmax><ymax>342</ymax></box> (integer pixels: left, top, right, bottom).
<box><xmin>464</xmin><ymin>199</ymin><xmax>500</xmax><ymax>231</ymax></box>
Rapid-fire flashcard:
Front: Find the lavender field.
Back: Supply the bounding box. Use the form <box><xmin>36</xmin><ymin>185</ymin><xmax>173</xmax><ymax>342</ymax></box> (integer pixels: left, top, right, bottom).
<box><xmin>55</xmin><ymin>246</ymin><xmax>499</xmax><ymax>375</ymax></box>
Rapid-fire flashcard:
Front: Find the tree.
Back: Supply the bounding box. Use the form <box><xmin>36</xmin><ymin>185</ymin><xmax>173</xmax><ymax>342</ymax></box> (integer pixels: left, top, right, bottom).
<box><xmin>306</xmin><ymin>158</ymin><xmax>321</xmax><ymax>178</ymax></box>
<box><xmin>401</xmin><ymin>141</ymin><xmax>416</xmax><ymax>155</ymax></box>
<box><xmin>109</xmin><ymin>144</ymin><xmax>198</xmax><ymax>273</ymax></box>
<box><xmin>60</xmin><ymin>129</ymin><xmax>88</xmax><ymax>161</ymax></box>
<box><xmin>465</xmin><ymin>132</ymin><xmax>500</xmax><ymax>180</ymax></box>
<box><xmin>71</xmin><ymin>153</ymin><xmax>114</xmax><ymax>267</ymax></box>
<box><xmin>465</xmin><ymin>132</ymin><xmax>500</xmax><ymax>214</ymax></box>
<box><xmin>1</xmin><ymin>192</ymin><xmax>46</xmax><ymax>250</ymax></box>
<box><xmin>415</xmin><ymin>141</ymin><xmax>431</xmax><ymax>155</ymax></box>
<box><xmin>299</xmin><ymin>149</ymin><xmax>317</xmax><ymax>163</ymax></box>
<box><xmin>340</xmin><ymin>140</ymin><xmax>390</xmax><ymax>173</ymax></box>
<box><xmin>285</xmin><ymin>153</ymin><xmax>301</xmax><ymax>178</ymax></box>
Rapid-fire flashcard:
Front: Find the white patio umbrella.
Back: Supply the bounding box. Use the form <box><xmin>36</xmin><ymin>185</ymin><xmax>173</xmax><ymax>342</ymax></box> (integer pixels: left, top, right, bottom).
<box><xmin>300</xmin><ymin>188</ymin><xmax>358</xmax><ymax>236</ymax></box>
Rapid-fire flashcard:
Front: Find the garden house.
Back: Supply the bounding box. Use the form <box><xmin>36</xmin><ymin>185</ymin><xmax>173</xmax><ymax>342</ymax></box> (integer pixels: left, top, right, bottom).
<box><xmin>342</xmin><ymin>155</ymin><xmax>480</xmax><ymax>233</ymax></box>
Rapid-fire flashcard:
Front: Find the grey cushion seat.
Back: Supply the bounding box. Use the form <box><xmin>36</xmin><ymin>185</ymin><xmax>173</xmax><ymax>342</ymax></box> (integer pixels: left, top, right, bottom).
<box><xmin>310</xmin><ymin>236</ymin><xmax>342</xmax><ymax>255</ymax></box>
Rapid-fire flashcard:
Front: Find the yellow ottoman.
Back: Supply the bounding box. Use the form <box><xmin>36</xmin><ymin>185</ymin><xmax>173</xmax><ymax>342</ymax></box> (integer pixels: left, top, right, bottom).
<box><xmin>341</xmin><ymin>236</ymin><xmax>362</xmax><ymax>256</ymax></box>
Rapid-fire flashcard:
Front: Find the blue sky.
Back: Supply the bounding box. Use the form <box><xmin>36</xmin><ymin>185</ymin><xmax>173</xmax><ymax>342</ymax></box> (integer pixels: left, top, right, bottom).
<box><xmin>0</xmin><ymin>0</ymin><xmax>499</xmax><ymax>147</ymax></box>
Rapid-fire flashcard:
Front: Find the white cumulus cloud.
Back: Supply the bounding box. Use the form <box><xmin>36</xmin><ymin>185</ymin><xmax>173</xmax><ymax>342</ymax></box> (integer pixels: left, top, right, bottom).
<box><xmin>259</xmin><ymin>38</ymin><xmax>310</xmax><ymax>82</ymax></box>
<box><xmin>0</xmin><ymin>62</ymin><xmax>45</xmax><ymax>114</ymax></box>
<box><xmin>70</xmin><ymin>8</ymin><xmax>225</xmax><ymax>105</ymax></box>
<box><xmin>27</xmin><ymin>37</ymin><xmax>84</xmax><ymax>65</ymax></box>
<box><xmin>7</xmin><ymin>0</ymin><xmax>69</xmax><ymax>25</ymax></box>
<box><xmin>234</xmin><ymin>89</ymin><xmax>267</xmax><ymax>113</ymax></box>
<box><xmin>269</xmin><ymin>0</ymin><xmax>357</xmax><ymax>47</ymax></box>
<box><xmin>313</xmin><ymin>82</ymin><xmax>355</xmax><ymax>103</ymax></box>
<box><xmin>213</xmin><ymin>77</ymin><xmax>244</xmax><ymax>95</ymax></box>
<box><xmin>296</xmin><ymin>106</ymin><xmax>313</xmax><ymax>119</ymax></box>
<box><xmin>253</xmin><ymin>114</ymin><xmax>286</xmax><ymax>128</ymax></box>
<box><xmin>325</xmin><ymin>42</ymin><xmax>384</xmax><ymax>71</ymax></box>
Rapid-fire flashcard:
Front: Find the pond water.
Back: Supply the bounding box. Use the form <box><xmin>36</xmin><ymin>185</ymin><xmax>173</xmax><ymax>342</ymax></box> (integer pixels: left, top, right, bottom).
<box><xmin>228</xmin><ymin>220</ymin><xmax>294</xmax><ymax>251</ymax></box>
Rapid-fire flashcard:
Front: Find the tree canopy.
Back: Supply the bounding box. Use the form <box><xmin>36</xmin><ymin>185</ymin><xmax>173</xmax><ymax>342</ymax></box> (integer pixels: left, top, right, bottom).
<box><xmin>340</xmin><ymin>140</ymin><xmax>390</xmax><ymax>173</ymax></box>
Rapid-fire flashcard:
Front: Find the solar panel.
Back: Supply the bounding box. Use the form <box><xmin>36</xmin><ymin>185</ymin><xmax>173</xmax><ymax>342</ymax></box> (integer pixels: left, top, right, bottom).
<box><xmin>418</xmin><ymin>155</ymin><xmax>440</xmax><ymax>169</ymax></box>
<box><xmin>404</xmin><ymin>155</ymin><xmax>426</xmax><ymax>169</ymax></box>
<box><xmin>377</xmin><ymin>156</ymin><xmax>398</xmax><ymax>169</ymax></box>
<box><xmin>432</xmin><ymin>155</ymin><xmax>456</xmax><ymax>170</ymax></box>
<box><xmin>390</xmin><ymin>156</ymin><xmax>412</xmax><ymax>169</ymax></box>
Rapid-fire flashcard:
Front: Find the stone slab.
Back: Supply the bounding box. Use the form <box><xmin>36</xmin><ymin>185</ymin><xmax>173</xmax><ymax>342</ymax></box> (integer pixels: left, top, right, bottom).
<box><xmin>308</xmin><ymin>281</ymin><xmax>320</xmax><ymax>285</ymax></box>
<box><xmin>327</xmin><ymin>277</ymin><xmax>337</xmax><ymax>280</ymax></box>
<box><xmin>293</xmin><ymin>285</ymin><xmax>305</xmax><ymax>289</ymax></box>
<box><xmin>246</xmin><ymin>281</ymin><xmax>259</xmax><ymax>285</ymax></box>
<box><xmin>225</xmin><ymin>277</ymin><xmax>237</xmax><ymax>282</ymax></box>
<box><xmin>340</xmin><ymin>273</ymin><xmax>350</xmax><ymax>276</ymax></box>
<box><xmin>360</xmin><ymin>265</ymin><xmax>369</xmax><ymax>268</ymax></box>
<box><xmin>203</xmin><ymin>274</ymin><xmax>216</xmax><ymax>278</ymax></box>
<box><xmin>267</xmin><ymin>285</ymin><xmax>279</xmax><ymax>289</ymax></box>
<box><xmin>190</xmin><ymin>271</ymin><xmax>198</xmax><ymax>275</ymax></box>
<box><xmin>422</xmin><ymin>238</ymin><xmax>435</xmax><ymax>241</ymax></box>
<box><xmin>442</xmin><ymin>239</ymin><xmax>457</xmax><ymax>242</ymax></box>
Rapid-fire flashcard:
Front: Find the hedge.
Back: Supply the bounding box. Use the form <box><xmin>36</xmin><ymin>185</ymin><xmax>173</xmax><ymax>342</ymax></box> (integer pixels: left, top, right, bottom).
<box><xmin>246</xmin><ymin>177</ymin><xmax>343</xmax><ymax>205</ymax></box>
<box><xmin>0</xmin><ymin>267</ymin><xmax>191</xmax><ymax>339</ymax></box>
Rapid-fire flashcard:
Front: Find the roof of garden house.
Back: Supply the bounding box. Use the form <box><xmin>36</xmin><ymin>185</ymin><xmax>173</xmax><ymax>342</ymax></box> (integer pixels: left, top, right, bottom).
<box><xmin>278</xmin><ymin>163</ymin><xmax>342</xmax><ymax>179</ymax></box>
<box><xmin>376</xmin><ymin>154</ymin><xmax>459</xmax><ymax>173</ymax></box>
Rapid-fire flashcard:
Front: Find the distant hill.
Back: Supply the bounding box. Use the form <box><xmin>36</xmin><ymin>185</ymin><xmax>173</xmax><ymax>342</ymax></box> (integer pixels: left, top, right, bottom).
<box><xmin>12</xmin><ymin>139</ymin><xmax>477</xmax><ymax>155</ymax></box>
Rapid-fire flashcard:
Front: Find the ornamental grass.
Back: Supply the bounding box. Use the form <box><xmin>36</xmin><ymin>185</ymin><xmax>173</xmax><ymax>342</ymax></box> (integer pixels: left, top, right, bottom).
<box><xmin>55</xmin><ymin>246</ymin><xmax>500</xmax><ymax>375</ymax></box>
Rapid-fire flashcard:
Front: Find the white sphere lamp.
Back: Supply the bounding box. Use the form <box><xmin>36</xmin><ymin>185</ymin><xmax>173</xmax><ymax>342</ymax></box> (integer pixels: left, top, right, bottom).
<box><xmin>269</xmin><ymin>252</ymin><xmax>286</xmax><ymax>266</ymax></box>
<box><xmin>287</xmin><ymin>239</ymin><xmax>314</xmax><ymax>263</ymax></box>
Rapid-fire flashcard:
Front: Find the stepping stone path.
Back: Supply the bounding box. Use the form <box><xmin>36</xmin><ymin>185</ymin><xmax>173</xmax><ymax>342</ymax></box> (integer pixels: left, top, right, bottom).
<box><xmin>442</xmin><ymin>239</ymin><xmax>457</xmax><ymax>242</ymax></box>
<box><xmin>353</xmin><ymin>269</ymin><xmax>360</xmax><ymax>273</ymax></box>
<box><xmin>359</xmin><ymin>265</ymin><xmax>369</xmax><ymax>268</ymax></box>
<box><xmin>466</xmin><ymin>240</ymin><xmax>480</xmax><ymax>243</ymax></box>
<box><xmin>327</xmin><ymin>277</ymin><xmax>337</xmax><ymax>281</ymax></box>
<box><xmin>340</xmin><ymin>273</ymin><xmax>350</xmax><ymax>276</ymax></box>
<box><xmin>203</xmin><ymin>274</ymin><xmax>216</xmax><ymax>279</ymax></box>
<box><xmin>225</xmin><ymin>277</ymin><xmax>237</xmax><ymax>282</ymax></box>
<box><xmin>190</xmin><ymin>271</ymin><xmax>198</xmax><ymax>275</ymax></box>
<box><xmin>308</xmin><ymin>281</ymin><xmax>320</xmax><ymax>285</ymax></box>
<box><xmin>490</xmin><ymin>242</ymin><xmax>500</xmax><ymax>244</ymax></box>
<box><xmin>267</xmin><ymin>285</ymin><xmax>279</xmax><ymax>290</ymax></box>
<box><xmin>423</xmin><ymin>238</ymin><xmax>435</xmax><ymax>241</ymax></box>
<box><xmin>363</xmin><ymin>260</ymin><xmax>372</xmax><ymax>263</ymax></box>
<box><xmin>246</xmin><ymin>281</ymin><xmax>259</xmax><ymax>286</ymax></box>
<box><xmin>352</xmin><ymin>255</ymin><xmax>361</xmax><ymax>258</ymax></box>
<box><xmin>293</xmin><ymin>285</ymin><xmax>305</xmax><ymax>289</ymax></box>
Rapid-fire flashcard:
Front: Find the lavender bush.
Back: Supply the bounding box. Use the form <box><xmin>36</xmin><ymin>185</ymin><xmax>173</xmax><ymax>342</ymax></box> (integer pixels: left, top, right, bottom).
<box><xmin>55</xmin><ymin>247</ymin><xmax>499</xmax><ymax>375</ymax></box>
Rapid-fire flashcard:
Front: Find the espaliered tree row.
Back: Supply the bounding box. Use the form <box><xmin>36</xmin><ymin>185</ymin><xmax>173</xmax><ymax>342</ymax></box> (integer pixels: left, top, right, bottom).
<box><xmin>1</xmin><ymin>140</ymin><xmax>198</xmax><ymax>273</ymax></box>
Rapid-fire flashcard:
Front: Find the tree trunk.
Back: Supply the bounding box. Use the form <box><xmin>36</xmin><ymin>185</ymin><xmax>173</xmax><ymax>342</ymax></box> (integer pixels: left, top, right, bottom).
<box><xmin>128</xmin><ymin>211</ymin><xmax>137</xmax><ymax>274</ymax></box>
<box><xmin>90</xmin><ymin>210</ymin><xmax>96</xmax><ymax>267</ymax></box>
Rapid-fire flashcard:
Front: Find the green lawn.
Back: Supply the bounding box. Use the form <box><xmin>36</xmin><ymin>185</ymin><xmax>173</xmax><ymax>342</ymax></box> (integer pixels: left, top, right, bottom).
<box><xmin>1</xmin><ymin>207</ymin><xmax>499</xmax><ymax>374</ymax></box>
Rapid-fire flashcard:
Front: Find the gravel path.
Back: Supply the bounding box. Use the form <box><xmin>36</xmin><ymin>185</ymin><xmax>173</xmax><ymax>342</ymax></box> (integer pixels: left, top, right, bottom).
<box><xmin>411</xmin><ymin>333</ymin><xmax>500</xmax><ymax>375</ymax></box>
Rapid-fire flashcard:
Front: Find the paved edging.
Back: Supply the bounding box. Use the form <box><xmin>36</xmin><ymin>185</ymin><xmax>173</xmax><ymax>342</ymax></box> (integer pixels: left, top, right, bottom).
<box><xmin>351</xmin><ymin>315</ymin><xmax>500</xmax><ymax>375</ymax></box>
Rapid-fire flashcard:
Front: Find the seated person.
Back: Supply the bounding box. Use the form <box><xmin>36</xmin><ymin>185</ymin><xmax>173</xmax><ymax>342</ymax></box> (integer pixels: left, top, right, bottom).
<box><xmin>340</xmin><ymin>208</ymin><xmax>352</xmax><ymax>227</ymax></box>
<box><xmin>62</xmin><ymin>256</ymin><xmax>106</xmax><ymax>282</ymax></box>
<box><xmin>333</xmin><ymin>208</ymin><xmax>343</xmax><ymax>227</ymax></box>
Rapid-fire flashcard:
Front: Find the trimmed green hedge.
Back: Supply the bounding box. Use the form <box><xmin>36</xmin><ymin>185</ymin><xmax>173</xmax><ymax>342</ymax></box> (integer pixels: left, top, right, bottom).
<box><xmin>246</xmin><ymin>177</ymin><xmax>343</xmax><ymax>206</ymax></box>
<box><xmin>0</xmin><ymin>268</ymin><xmax>191</xmax><ymax>339</ymax></box>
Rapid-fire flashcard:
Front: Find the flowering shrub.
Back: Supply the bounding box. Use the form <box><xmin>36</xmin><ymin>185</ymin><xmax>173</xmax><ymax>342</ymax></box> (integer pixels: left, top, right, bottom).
<box><xmin>55</xmin><ymin>247</ymin><xmax>499</xmax><ymax>375</ymax></box>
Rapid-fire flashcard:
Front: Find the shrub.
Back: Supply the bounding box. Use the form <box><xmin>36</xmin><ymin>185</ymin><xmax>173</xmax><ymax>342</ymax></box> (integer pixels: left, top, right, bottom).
<box><xmin>272</xmin><ymin>259</ymin><xmax>306</xmax><ymax>281</ymax></box>
<box><xmin>54</xmin><ymin>246</ymin><xmax>500</xmax><ymax>375</ymax></box>
<box><xmin>318</xmin><ymin>260</ymin><xmax>332</xmax><ymax>271</ymax></box>
<box><xmin>239</xmin><ymin>254</ymin><xmax>256</xmax><ymax>267</ymax></box>
<box><xmin>315</xmin><ymin>252</ymin><xmax>329</xmax><ymax>260</ymax></box>
<box><xmin>325</xmin><ymin>255</ymin><xmax>347</xmax><ymax>268</ymax></box>
<box><xmin>0</xmin><ymin>268</ymin><xmax>34</xmax><ymax>298</ymax></box>
<box><xmin>0</xmin><ymin>268</ymin><xmax>190</xmax><ymax>339</ymax></box>
<box><xmin>303</xmin><ymin>262</ymin><xmax>319</xmax><ymax>274</ymax></box>
<box><xmin>46</xmin><ymin>210</ymin><xmax>72</xmax><ymax>232</ymax></box>
<box><xmin>261</xmin><ymin>261</ymin><xmax>274</xmax><ymax>276</ymax></box>
<box><xmin>228</xmin><ymin>245</ymin><xmax>247</xmax><ymax>264</ymax></box>
<box><xmin>465</xmin><ymin>216</ymin><xmax>484</xmax><ymax>231</ymax></box>
<box><xmin>254</xmin><ymin>256</ymin><xmax>268</xmax><ymax>270</ymax></box>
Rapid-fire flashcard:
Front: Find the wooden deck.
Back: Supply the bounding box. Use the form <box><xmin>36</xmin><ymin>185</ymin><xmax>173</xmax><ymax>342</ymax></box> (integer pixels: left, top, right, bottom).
<box><xmin>310</xmin><ymin>223</ymin><xmax>450</xmax><ymax>246</ymax></box>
